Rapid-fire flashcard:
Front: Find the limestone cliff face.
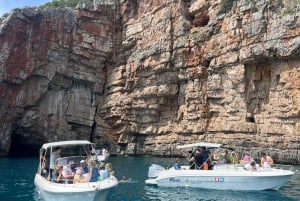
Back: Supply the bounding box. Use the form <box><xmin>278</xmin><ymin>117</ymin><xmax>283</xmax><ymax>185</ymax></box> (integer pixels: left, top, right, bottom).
<box><xmin>0</xmin><ymin>0</ymin><xmax>299</xmax><ymax>163</ymax></box>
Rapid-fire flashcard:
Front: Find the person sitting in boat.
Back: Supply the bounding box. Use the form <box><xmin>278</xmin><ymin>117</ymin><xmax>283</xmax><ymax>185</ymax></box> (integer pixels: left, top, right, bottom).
<box><xmin>73</xmin><ymin>169</ymin><xmax>87</xmax><ymax>184</ymax></box>
<box><xmin>173</xmin><ymin>158</ymin><xmax>181</xmax><ymax>170</ymax></box>
<box><xmin>80</xmin><ymin>160</ymin><xmax>89</xmax><ymax>174</ymax></box>
<box><xmin>240</xmin><ymin>154</ymin><xmax>251</xmax><ymax>163</ymax></box>
<box><xmin>229</xmin><ymin>151</ymin><xmax>239</xmax><ymax>164</ymax></box>
<box><xmin>52</xmin><ymin>165</ymin><xmax>65</xmax><ymax>183</ymax></box>
<box><xmin>97</xmin><ymin>162</ymin><xmax>106</xmax><ymax>180</ymax></box>
<box><xmin>99</xmin><ymin>163</ymin><xmax>113</xmax><ymax>181</ymax></box>
<box><xmin>245</xmin><ymin>161</ymin><xmax>259</xmax><ymax>171</ymax></box>
<box><xmin>49</xmin><ymin>147</ymin><xmax>62</xmax><ymax>180</ymax></box>
<box><xmin>218</xmin><ymin>150</ymin><xmax>230</xmax><ymax>164</ymax></box>
<box><xmin>62</xmin><ymin>160</ymin><xmax>76</xmax><ymax>181</ymax></box>
<box><xmin>87</xmin><ymin>159</ymin><xmax>99</xmax><ymax>182</ymax></box>
<box><xmin>260</xmin><ymin>152</ymin><xmax>273</xmax><ymax>168</ymax></box>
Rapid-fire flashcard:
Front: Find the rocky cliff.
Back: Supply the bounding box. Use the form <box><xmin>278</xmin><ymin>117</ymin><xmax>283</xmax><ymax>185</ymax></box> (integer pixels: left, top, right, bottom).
<box><xmin>0</xmin><ymin>0</ymin><xmax>299</xmax><ymax>163</ymax></box>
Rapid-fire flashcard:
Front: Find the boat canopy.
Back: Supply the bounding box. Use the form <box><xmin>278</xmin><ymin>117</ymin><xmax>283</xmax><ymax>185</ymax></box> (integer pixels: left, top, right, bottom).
<box><xmin>41</xmin><ymin>140</ymin><xmax>93</xmax><ymax>149</ymax></box>
<box><xmin>176</xmin><ymin>142</ymin><xmax>222</xmax><ymax>149</ymax></box>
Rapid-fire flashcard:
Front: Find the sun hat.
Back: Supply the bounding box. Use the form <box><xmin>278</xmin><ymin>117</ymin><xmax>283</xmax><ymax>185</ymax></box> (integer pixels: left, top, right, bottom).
<box><xmin>80</xmin><ymin>160</ymin><xmax>86</xmax><ymax>164</ymax></box>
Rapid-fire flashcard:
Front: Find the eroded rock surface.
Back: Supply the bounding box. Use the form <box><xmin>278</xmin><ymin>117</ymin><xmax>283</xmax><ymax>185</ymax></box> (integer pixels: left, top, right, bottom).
<box><xmin>0</xmin><ymin>0</ymin><xmax>299</xmax><ymax>163</ymax></box>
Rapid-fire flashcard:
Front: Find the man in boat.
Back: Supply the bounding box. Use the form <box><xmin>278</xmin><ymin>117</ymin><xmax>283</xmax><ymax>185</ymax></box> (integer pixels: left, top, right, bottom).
<box><xmin>188</xmin><ymin>148</ymin><xmax>205</xmax><ymax>169</ymax></box>
<box><xmin>62</xmin><ymin>160</ymin><xmax>76</xmax><ymax>181</ymax></box>
<box><xmin>80</xmin><ymin>160</ymin><xmax>89</xmax><ymax>174</ymax></box>
<box><xmin>260</xmin><ymin>152</ymin><xmax>273</xmax><ymax>168</ymax></box>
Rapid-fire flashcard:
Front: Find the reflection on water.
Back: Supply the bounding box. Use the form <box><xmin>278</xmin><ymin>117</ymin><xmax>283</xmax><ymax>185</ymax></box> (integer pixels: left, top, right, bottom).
<box><xmin>143</xmin><ymin>186</ymin><xmax>297</xmax><ymax>201</ymax></box>
<box><xmin>280</xmin><ymin>169</ymin><xmax>300</xmax><ymax>200</ymax></box>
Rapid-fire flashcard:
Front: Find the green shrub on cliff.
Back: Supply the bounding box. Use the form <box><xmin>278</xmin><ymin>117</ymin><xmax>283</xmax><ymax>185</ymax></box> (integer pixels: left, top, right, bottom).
<box><xmin>39</xmin><ymin>0</ymin><xmax>93</xmax><ymax>9</ymax></box>
<box><xmin>218</xmin><ymin>0</ymin><xmax>235</xmax><ymax>15</ymax></box>
<box><xmin>282</xmin><ymin>0</ymin><xmax>300</xmax><ymax>15</ymax></box>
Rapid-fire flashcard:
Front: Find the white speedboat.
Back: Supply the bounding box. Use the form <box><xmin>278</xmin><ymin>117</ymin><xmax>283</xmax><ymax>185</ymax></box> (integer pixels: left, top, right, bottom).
<box><xmin>145</xmin><ymin>142</ymin><xmax>295</xmax><ymax>191</ymax></box>
<box><xmin>34</xmin><ymin>140</ymin><xmax>118</xmax><ymax>201</ymax></box>
<box><xmin>94</xmin><ymin>147</ymin><xmax>110</xmax><ymax>162</ymax></box>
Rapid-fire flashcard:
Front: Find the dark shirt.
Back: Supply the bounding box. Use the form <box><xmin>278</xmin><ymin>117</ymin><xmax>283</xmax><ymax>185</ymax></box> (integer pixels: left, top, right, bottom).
<box><xmin>194</xmin><ymin>152</ymin><xmax>204</xmax><ymax>168</ymax></box>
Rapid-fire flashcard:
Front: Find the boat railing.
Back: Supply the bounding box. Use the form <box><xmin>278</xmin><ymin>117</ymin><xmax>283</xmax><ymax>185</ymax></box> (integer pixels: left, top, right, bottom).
<box><xmin>271</xmin><ymin>164</ymin><xmax>294</xmax><ymax>171</ymax></box>
<box><xmin>56</xmin><ymin>156</ymin><xmax>87</xmax><ymax>167</ymax></box>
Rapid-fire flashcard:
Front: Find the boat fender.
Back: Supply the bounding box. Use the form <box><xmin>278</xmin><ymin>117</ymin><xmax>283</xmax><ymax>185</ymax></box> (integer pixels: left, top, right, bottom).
<box><xmin>96</xmin><ymin>183</ymin><xmax>101</xmax><ymax>191</ymax></box>
<box><xmin>203</xmin><ymin>162</ymin><xmax>208</xmax><ymax>170</ymax></box>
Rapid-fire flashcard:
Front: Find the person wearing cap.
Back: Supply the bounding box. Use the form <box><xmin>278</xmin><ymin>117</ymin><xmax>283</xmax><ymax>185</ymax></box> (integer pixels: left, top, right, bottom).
<box><xmin>80</xmin><ymin>160</ymin><xmax>89</xmax><ymax>174</ymax></box>
<box><xmin>62</xmin><ymin>160</ymin><xmax>76</xmax><ymax>180</ymax></box>
<box><xmin>260</xmin><ymin>152</ymin><xmax>273</xmax><ymax>168</ymax></box>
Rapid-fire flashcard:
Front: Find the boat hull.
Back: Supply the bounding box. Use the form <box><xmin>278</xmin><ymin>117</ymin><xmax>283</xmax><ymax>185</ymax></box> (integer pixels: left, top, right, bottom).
<box><xmin>35</xmin><ymin>174</ymin><xmax>118</xmax><ymax>201</ymax></box>
<box><xmin>145</xmin><ymin>166</ymin><xmax>294</xmax><ymax>191</ymax></box>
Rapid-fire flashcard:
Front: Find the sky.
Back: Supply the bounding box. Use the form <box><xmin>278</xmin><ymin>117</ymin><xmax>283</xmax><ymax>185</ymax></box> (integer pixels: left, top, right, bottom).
<box><xmin>0</xmin><ymin>0</ymin><xmax>50</xmax><ymax>17</ymax></box>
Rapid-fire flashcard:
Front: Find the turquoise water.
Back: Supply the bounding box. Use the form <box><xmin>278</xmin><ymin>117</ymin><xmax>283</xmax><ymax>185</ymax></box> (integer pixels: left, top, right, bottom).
<box><xmin>0</xmin><ymin>156</ymin><xmax>299</xmax><ymax>201</ymax></box>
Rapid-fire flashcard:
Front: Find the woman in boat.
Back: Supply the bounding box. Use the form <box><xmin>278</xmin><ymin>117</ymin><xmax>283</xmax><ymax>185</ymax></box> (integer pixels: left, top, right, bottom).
<box><xmin>87</xmin><ymin>159</ymin><xmax>99</xmax><ymax>182</ymax></box>
<box><xmin>52</xmin><ymin>165</ymin><xmax>65</xmax><ymax>183</ymax></box>
<box><xmin>100</xmin><ymin>163</ymin><xmax>113</xmax><ymax>180</ymax></box>
<box><xmin>73</xmin><ymin>169</ymin><xmax>87</xmax><ymax>184</ymax></box>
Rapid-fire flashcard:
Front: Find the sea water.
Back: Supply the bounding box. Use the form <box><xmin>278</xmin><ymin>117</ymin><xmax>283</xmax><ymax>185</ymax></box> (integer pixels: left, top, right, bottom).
<box><xmin>0</xmin><ymin>156</ymin><xmax>299</xmax><ymax>201</ymax></box>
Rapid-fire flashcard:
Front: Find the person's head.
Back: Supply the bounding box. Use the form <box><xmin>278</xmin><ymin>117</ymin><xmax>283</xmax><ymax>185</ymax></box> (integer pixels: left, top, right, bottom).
<box><xmin>105</xmin><ymin>163</ymin><xmax>112</xmax><ymax>171</ymax></box>
<box><xmin>55</xmin><ymin>165</ymin><xmax>63</xmax><ymax>173</ymax></box>
<box><xmin>98</xmin><ymin>162</ymin><xmax>105</xmax><ymax>169</ymax></box>
<box><xmin>80</xmin><ymin>160</ymin><xmax>86</xmax><ymax>167</ymax></box>
<box><xmin>261</xmin><ymin>152</ymin><xmax>267</xmax><ymax>158</ymax></box>
<box><xmin>55</xmin><ymin>147</ymin><xmax>62</xmax><ymax>153</ymax></box>
<box><xmin>250</xmin><ymin>161</ymin><xmax>256</xmax><ymax>166</ymax></box>
<box><xmin>88</xmin><ymin>159</ymin><xmax>96</xmax><ymax>166</ymax></box>
<box><xmin>174</xmin><ymin>158</ymin><xmax>180</xmax><ymax>163</ymax></box>
<box><xmin>69</xmin><ymin>160</ymin><xmax>76</xmax><ymax>168</ymax></box>
<box><xmin>75</xmin><ymin>169</ymin><xmax>82</xmax><ymax>175</ymax></box>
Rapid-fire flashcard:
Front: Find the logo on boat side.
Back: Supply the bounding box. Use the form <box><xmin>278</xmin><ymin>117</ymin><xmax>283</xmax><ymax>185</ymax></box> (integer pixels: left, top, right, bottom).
<box><xmin>214</xmin><ymin>177</ymin><xmax>224</xmax><ymax>183</ymax></box>
<box><xmin>169</xmin><ymin>177</ymin><xmax>180</xmax><ymax>182</ymax></box>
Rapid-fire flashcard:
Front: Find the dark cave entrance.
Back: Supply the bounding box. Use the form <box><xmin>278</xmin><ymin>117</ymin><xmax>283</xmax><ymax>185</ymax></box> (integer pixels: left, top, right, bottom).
<box><xmin>9</xmin><ymin>128</ymin><xmax>46</xmax><ymax>157</ymax></box>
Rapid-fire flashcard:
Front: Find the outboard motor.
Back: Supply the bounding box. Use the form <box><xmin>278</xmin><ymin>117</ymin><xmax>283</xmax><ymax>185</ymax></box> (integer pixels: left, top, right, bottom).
<box><xmin>148</xmin><ymin>164</ymin><xmax>165</xmax><ymax>178</ymax></box>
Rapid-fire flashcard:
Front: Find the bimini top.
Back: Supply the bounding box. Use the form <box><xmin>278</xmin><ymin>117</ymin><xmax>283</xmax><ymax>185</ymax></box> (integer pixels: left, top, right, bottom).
<box><xmin>41</xmin><ymin>140</ymin><xmax>92</xmax><ymax>149</ymax></box>
<box><xmin>176</xmin><ymin>142</ymin><xmax>222</xmax><ymax>149</ymax></box>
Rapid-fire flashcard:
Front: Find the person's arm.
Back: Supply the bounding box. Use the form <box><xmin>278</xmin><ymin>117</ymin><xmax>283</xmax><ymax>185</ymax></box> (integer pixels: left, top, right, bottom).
<box><xmin>87</xmin><ymin>167</ymin><xmax>92</xmax><ymax>182</ymax></box>
<box><xmin>268</xmin><ymin>156</ymin><xmax>274</xmax><ymax>164</ymax></box>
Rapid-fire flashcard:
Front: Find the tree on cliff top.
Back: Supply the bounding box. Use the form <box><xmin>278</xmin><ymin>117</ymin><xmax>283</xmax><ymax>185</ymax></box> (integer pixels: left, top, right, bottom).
<box><xmin>39</xmin><ymin>0</ymin><xmax>93</xmax><ymax>9</ymax></box>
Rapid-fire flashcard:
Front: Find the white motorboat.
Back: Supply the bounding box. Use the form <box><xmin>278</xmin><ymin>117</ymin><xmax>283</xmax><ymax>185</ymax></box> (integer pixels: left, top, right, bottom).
<box><xmin>94</xmin><ymin>147</ymin><xmax>110</xmax><ymax>162</ymax></box>
<box><xmin>34</xmin><ymin>140</ymin><xmax>118</xmax><ymax>201</ymax></box>
<box><xmin>145</xmin><ymin>142</ymin><xmax>295</xmax><ymax>191</ymax></box>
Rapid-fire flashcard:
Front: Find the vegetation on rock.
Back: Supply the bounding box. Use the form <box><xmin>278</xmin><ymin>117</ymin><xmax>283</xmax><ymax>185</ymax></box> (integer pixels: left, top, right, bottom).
<box><xmin>39</xmin><ymin>0</ymin><xmax>93</xmax><ymax>9</ymax></box>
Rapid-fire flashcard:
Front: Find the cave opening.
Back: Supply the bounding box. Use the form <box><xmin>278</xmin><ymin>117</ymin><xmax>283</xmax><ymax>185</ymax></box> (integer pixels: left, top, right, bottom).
<box><xmin>9</xmin><ymin>128</ymin><xmax>46</xmax><ymax>157</ymax></box>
